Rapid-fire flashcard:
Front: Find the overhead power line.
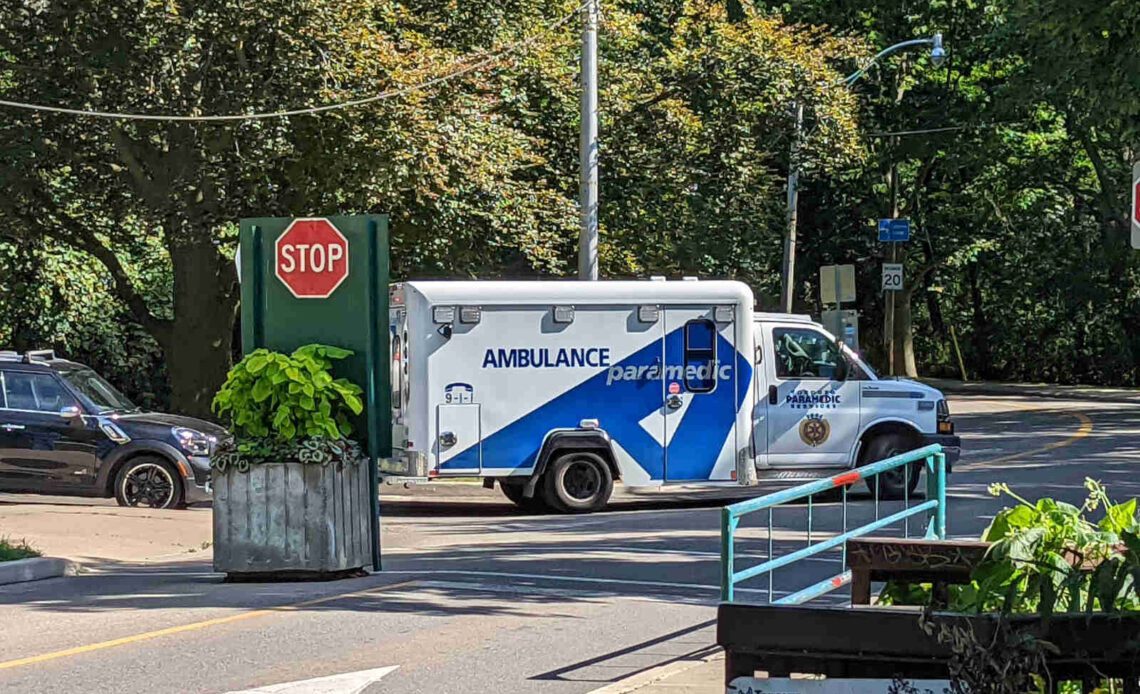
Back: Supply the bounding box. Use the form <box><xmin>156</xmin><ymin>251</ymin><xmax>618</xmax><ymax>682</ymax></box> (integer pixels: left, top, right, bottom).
<box><xmin>0</xmin><ymin>2</ymin><xmax>588</xmax><ymax>122</ymax></box>
<box><xmin>867</xmin><ymin>121</ymin><xmax>1025</xmax><ymax>138</ymax></box>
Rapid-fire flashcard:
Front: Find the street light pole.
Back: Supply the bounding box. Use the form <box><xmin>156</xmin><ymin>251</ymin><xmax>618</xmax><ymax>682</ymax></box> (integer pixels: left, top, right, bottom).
<box><xmin>777</xmin><ymin>33</ymin><xmax>944</xmax><ymax>312</ymax></box>
<box><xmin>780</xmin><ymin>101</ymin><xmax>804</xmax><ymax>313</ymax></box>
<box><xmin>578</xmin><ymin>0</ymin><xmax>599</xmax><ymax>281</ymax></box>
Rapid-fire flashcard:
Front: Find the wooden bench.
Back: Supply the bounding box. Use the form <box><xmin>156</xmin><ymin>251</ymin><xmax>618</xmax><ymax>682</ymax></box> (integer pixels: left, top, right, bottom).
<box><xmin>846</xmin><ymin>537</ymin><xmax>990</xmax><ymax>607</ymax></box>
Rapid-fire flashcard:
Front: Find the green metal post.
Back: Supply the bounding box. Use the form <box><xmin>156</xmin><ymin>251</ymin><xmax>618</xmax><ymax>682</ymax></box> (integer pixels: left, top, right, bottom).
<box><xmin>936</xmin><ymin>452</ymin><xmax>947</xmax><ymax>539</ymax></box>
<box><xmin>721</xmin><ymin>508</ymin><xmax>736</xmax><ymax>602</ymax></box>
<box><xmin>365</xmin><ymin>219</ymin><xmax>384</xmax><ymax>571</ymax></box>
<box><xmin>242</xmin><ymin>225</ymin><xmax>265</xmax><ymax>352</ymax></box>
<box><xmin>924</xmin><ymin>455</ymin><xmax>937</xmax><ymax>538</ymax></box>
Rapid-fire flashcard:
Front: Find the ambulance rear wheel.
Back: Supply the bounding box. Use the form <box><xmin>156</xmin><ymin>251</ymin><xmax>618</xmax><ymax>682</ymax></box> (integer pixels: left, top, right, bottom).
<box><xmin>544</xmin><ymin>452</ymin><xmax>613</xmax><ymax>514</ymax></box>
<box><xmin>861</xmin><ymin>433</ymin><xmax>922</xmax><ymax>500</ymax></box>
<box><xmin>500</xmin><ymin>480</ymin><xmax>548</xmax><ymax>513</ymax></box>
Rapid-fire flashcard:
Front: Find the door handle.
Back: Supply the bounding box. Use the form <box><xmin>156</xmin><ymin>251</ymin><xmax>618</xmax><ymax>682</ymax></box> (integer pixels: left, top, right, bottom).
<box><xmin>768</xmin><ymin>386</ymin><xmax>778</xmax><ymax>405</ymax></box>
<box><xmin>666</xmin><ymin>395</ymin><xmax>683</xmax><ymax>410</ymax></box>
<box><xmin>1</xmin><ymin>424</ymin><xmax>25</xmax><ymax>432</ymax></box>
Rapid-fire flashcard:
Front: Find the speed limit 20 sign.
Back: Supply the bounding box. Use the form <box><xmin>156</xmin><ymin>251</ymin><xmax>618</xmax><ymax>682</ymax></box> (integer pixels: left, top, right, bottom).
<box><xmin>882</xmin><ymin>263</ymin><xmax>904</xmax><ymax>292</ymax></box>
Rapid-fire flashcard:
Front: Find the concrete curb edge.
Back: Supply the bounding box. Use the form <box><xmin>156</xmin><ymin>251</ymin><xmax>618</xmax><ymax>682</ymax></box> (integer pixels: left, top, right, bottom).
<box><xmin>0</xmin><ymin>557</ymin><xmax>79</xmax><ymax>586</ymax></box>
<box><xmin>587</xmin><ymin>653</ymin><xmax>724</xmax><ymax>694</ymax></box>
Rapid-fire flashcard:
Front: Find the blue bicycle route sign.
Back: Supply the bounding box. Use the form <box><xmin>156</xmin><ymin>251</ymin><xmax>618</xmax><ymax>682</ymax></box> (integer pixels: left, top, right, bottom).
<box><xmin>878</xmin><ymin>218</ymin><xmax>911</xmax><ymax>242</ymax></box>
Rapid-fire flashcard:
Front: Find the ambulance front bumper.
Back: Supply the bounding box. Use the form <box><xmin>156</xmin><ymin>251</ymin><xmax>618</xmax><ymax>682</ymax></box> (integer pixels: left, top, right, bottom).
<box><xmin>919</xmin><ymin>434</ymin><xmax>960</xmax><ymax>473</ymax></box>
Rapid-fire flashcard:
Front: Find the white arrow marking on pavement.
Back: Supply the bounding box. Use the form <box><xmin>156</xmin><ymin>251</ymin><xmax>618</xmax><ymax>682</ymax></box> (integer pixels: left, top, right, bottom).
<box><xmin>226</xmin><ymin>666</ymin><xmax>398</xmax><ymax>694</ymax></box>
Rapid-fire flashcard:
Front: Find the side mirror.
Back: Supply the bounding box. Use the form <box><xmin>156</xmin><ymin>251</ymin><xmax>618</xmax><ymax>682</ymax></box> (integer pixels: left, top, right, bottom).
<box><xmin>833</xmin><ymin>339</ymin><xmax>849</xmax><ymax>382</ymax></box>
<box><xmin>59</xmin><ymin>405</ymin><xmax>82</xmax><ymax>421</ymax></box>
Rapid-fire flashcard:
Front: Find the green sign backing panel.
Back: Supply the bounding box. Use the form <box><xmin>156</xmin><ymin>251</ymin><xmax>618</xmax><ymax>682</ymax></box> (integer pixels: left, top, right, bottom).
<box><xmin>238</xmin><ymin>215</ymin><xmax>390</xmax><ymax>569</ymax></box>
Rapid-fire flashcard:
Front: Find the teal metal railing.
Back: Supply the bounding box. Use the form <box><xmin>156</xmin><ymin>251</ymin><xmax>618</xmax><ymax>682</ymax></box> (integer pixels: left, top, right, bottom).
<box><xmin>720</xmin><ymin>444</ymin><xmax>947</xmax><ymax>603</ymax></box>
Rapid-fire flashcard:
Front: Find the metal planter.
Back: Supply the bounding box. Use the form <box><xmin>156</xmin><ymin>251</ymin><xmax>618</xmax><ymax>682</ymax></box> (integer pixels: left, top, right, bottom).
<box><xmin>212</xmin><ymin>461</ymin><xmax>371</xmax><ymax>577</ymax></box>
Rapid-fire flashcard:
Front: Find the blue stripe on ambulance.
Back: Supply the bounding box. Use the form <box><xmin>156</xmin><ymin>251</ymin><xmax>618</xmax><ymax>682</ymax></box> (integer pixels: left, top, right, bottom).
<box><xmin>441</xmin><ymin>327</ymin><xmax>752</xmax><ymax>481</ymax></box>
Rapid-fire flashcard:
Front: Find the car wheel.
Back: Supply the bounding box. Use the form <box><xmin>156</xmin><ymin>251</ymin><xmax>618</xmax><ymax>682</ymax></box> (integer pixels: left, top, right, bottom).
<box><xmin>115</xmin><ymin>456</ymin><xmax>185</xmax><ymax>509</ymax></box>
<box><xmin>860</xmin><ymin>433</ymin><xmax>922</xmax><ymax>500</ymax></box>
<box><xmin>500</xmin><ymin>479</ymin><xmax>548</xmax><ymax>513</ymax></box>
<box><xmin>542</xmin><ymin>452</ymin><xmax>613</xmax><ymax>514</ymax></box>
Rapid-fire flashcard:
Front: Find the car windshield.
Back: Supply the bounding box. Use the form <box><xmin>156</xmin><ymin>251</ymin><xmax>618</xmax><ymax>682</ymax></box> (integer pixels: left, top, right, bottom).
<box><xmin>59</xmin><ymin>367</ymin><xmax>139</xmax><ymax>413</ymax></box>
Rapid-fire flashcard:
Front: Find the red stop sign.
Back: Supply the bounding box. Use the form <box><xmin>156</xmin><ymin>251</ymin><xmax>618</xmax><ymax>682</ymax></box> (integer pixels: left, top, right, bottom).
<box><xmin>274</xmin><ymin>218</ymin><xmax>350</xmax><ymax>299</ymax></box>
<box><xmin>1134</xmin><ymin>180</ymin><xmax>1140</xmax><ymax>225</ymax></box>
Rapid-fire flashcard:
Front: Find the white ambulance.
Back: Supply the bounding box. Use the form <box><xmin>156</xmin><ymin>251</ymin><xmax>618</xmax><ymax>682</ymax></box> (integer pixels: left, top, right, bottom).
<box><xmin>383</xmin><ymin>280</ymin><xmax>959</xmax><ymax>513</ymax></box>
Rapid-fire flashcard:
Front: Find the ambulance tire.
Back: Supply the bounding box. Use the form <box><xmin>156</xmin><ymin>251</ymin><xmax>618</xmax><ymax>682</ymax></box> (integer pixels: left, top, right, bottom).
<box><xmin>543</xmin><ymin>452</ymin><xmax>613</xmax><ymax>514</ymax></box>
<box><xmin>500</xmin><ymin>480</ymin><xmax>549</xmax><ymax>514</ymax></box>
<box><xmin>861</xmin><ymin>433</ymin><xmax>922</xmax><ymax>500</ymax></box>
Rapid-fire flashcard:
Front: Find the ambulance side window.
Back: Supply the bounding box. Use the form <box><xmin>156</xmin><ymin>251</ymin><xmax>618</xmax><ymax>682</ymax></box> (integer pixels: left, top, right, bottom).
<box><xmin>684</xmin><ymin>319</ymin><xmax>717</xmax><ymax>393</ymax></box>
<box><xmin>773</xmin><ymin>328</ymin><xmax>841</xmax><ymax>380</ymax></box>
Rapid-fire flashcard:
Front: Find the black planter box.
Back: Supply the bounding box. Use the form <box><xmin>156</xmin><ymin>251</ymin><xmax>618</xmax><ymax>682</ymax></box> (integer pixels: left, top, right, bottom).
<box><xmin>718</xmin><ymin>604</ymin><xmax>1140</xmax><ymax>685</ymax></box>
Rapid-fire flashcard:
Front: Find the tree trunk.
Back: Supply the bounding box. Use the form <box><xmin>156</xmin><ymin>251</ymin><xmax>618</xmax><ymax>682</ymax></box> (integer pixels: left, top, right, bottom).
<box><xmin>967</xmin><ymin>262</ymin><xmax>991</xmax><ymax>379</ymax></box>
<box><xmin>892</xmin><ymin>288</ymin><xmax>919</xmax><ymax>378</ymax></box>
<box><xmin>157</xmin><ymin>236</ymin><xmax>238</xmax><ymax>420</ymax></box>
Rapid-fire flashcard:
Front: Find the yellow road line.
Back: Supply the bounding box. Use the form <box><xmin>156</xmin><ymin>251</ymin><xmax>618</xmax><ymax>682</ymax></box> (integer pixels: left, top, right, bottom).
<box><xmin>957</xmin><ymin>409</ymin><xmax>1093</xmax><ymax>471</ymax></box>
<box><xmin>0</xmin><ymin>579</ymin><xmax>418</xmax><ymax>671</ymax></box>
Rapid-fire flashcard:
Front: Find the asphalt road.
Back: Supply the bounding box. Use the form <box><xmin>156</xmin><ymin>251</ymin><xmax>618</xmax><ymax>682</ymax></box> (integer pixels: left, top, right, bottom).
<box><xmin>0</xmin><ymin>394</ymin><xmax>1134</xmax><ymax>694</ymax></box>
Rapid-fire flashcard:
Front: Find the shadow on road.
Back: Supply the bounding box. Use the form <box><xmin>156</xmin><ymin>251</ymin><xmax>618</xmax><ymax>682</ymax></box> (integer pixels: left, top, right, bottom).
<box><xmin>3</xmin><ymin>402</ymin><xmax>1138</xmax><ymax>623</ymax></box>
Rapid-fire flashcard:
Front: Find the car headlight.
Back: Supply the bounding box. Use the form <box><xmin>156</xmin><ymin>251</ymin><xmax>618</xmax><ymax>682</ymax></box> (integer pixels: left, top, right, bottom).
<box><xmin>173</xmin><ymin>427</ymin><xmax>214</xmax><ymax>456</ymax></box>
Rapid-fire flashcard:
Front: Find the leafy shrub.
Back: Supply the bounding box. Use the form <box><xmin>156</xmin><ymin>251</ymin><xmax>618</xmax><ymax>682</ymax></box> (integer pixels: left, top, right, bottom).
<box><xmin>211</xmin><ymin>437</ymin><xmax>364</xmax><ymax>473</ymax></box>
<box><xmin>0</xmin><ymin>537</ymin><xmax>41</xmax><ymax>562</ymax></box>
<box><xmin>212</xmin><ymin>344</ymin><xmax>364</xmax><ymax>440</ymax></box>
<box><xmin>880</xmin><ymin>479</ymin><xmax>1140</xmax><ymax>614</ymax></box>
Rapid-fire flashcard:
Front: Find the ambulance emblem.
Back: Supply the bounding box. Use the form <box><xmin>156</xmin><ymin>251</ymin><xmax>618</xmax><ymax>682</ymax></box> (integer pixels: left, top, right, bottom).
<box><xmin>798</xmin><ymin>413</ymin><xmax>830</xmax><ymax>447</ymax></box>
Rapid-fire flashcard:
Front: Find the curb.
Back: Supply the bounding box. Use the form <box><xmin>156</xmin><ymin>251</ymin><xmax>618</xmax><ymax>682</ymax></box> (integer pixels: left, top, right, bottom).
<box><xmin>0</xmin><ymin>557</ymin><xmax>79</xmax><ymax>586</ymax></box>
<box><xmin>922</xmin><ymin>378</ymin><xmax>1140</xmax><ymax>404</ymax></box>
<box><xmin>588</xmin><ymin>654</ymin><xmax>723</xmax><ymax>694</ymax></box>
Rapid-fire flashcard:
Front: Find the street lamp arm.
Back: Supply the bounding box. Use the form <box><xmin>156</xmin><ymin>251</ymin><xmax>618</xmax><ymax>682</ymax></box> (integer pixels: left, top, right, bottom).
<box><xmin>778</xmin><ymin>31</ymin><xmax>944</xmax><ymax>314</ymax></box>
<box><xmin>840</xmin><ymin>34</ymin><xmax>943</xmax><ymax>87</ymax></box>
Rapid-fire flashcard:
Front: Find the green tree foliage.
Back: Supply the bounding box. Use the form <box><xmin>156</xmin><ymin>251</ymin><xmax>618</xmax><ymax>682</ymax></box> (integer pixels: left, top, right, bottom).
<box><xmin>2</xmin><ymin>0</ymin><xmax>1138</xmax><ymax>398</ymax></box>
<box><xmin>0</xmin><ymin>0</ymin><xmax>862</xmax><ymax>412</ymax></box>
<box><xmin>597</xmin><ymin>2</ymin><xmax>864</xmax><ymax>292</ymax></box>
<box><xmin>0</xmin><ymin>0</ymin><xmax>581</xmax><ymax>416</ymax></box>
<box><xmin>0</xmin><ymin>236</ymin><xmax>169</xmax><ymax>408</ymax></box>
<box><xmin>780</xmin><ymin>0</ymin><xmax>1140</xmax><ymax>382</ymax></box>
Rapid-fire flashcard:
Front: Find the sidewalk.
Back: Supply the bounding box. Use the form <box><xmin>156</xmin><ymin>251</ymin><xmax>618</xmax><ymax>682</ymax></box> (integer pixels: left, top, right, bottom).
<box><xmin>923</xmin><ymin>377</ymin><xmax>1140</xmax><ymax>404</ymax></box>
<box><xmin>591</xmin><ymin>653</ymin><xmax>724</xmax><ymax>694</ymax></box>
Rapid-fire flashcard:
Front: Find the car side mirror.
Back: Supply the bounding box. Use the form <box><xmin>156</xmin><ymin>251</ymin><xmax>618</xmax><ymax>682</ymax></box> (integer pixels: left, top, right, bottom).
<box><xmin>59</xmin><ymin>405</ymin><xmax>82</xmax><ymax>421</ymax></box>
<box><xmin>833</xmin><ymin>339</ymin><xmax>849</xmax><ymax>382</ymax></box>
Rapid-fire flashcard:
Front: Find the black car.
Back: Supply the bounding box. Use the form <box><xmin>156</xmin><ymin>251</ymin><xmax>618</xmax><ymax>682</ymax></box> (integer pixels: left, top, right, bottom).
<box><xmin>0</xmin><ymin>350</ymin><xmax>228</xmax><ymax>509</ymax></box>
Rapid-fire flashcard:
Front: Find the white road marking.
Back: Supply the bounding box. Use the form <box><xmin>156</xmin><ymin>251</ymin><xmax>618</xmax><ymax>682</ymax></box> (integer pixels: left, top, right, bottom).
<box><xmin>79</xmin><ymin>571</ymin><xmax>221</xmax><ymax>577</ymax></box>
<box><xmin>225</xmin><ymin>666</ymin><xmax>398</xmax><ymax>693</ymax></box>
<box><xmin>388</xmin><ymin>544</ymin><xmax>837</xmax><ymax>563</ymax></box>
<box><xmin>414</xmin><ymin>578</ymin><xmax>792</xmax><ymax>599</ymax></box>
<box><xmin>382</xmin><ymin>568</ymin><xmax>771</xmax><ymax>595</ymax></box>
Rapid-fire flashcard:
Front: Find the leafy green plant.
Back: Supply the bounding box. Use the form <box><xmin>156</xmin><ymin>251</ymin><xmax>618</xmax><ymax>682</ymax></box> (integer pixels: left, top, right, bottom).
<box><xmin>961</xmin><ymin>479</ymin><xmax>1140</xmax><ymax>615</ymax></box>
<box><xmin>880</xmin><ymin>479</ymin><xmax>1140</xmax><ymax>615</ymax></box>
<box><xmin>212</xmin><ymin>345</ymin><xmax>364</xmax><ymax>441</ymax></box>
<box><xmin>212</xmin><ymin>437</ymin><xmax>364</xmax><ymax>472</ymax></box>
<box><xmin>0</xmin><ymin>537</ymin><xmax>41</xmax><ymax>562</ymax></box>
